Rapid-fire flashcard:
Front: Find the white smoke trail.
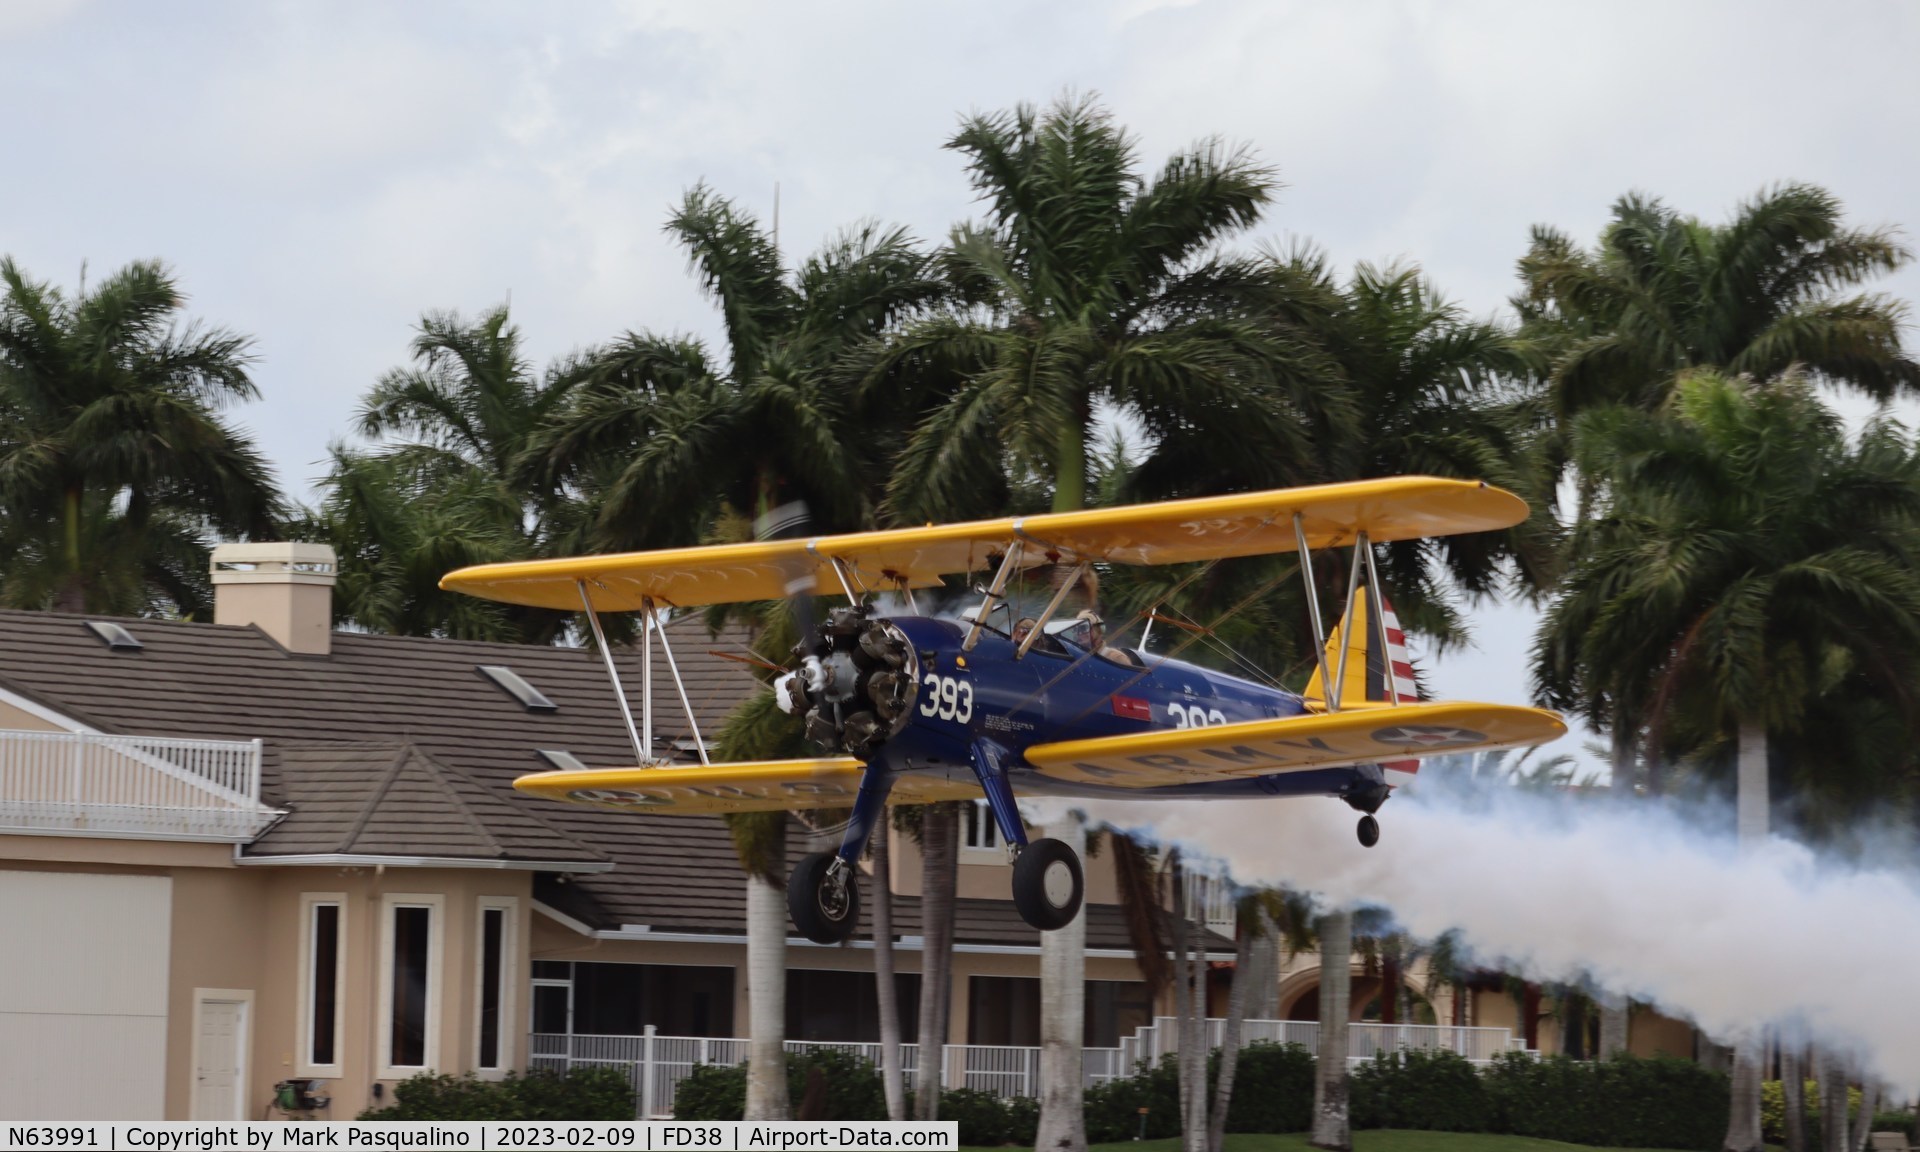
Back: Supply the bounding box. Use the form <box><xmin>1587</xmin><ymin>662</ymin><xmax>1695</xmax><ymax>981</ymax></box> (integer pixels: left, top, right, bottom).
<box><xmin>1046</xmin><ymin>784</ymin><xmax>1920</xmax><ymax>1091</ymax></box>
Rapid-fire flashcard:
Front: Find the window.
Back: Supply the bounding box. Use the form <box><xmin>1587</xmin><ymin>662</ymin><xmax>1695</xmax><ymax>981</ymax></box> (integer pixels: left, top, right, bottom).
<box><xmin>297</xmin><ymin>894</ymin><xmax>345</xmax><ymax>1075</ymax></box>
<box><xmin>478</xmin><ymin>665</ymin><xmax>557</xmax><ymax>712</ymax></box>
<box><xmin>786</xmin><ymin>969</ymin><xmax>920</xmax><ymax>1042</ymax></box>
<box><xmin>474</xmin><ymin>898</ymin><xmax>517</xmax><ymax>1073</ymax></box>
<box><xmin>962</xmin><ymin>799</ymin><xmax>1000</xmax><ymax>852</ymax></box>
<box><xmin>968</xmin><ymin>976</ymin><xmax>1151</xmax><ymax>1047</ymax></box>
<box><xmin>537</xmin><ymin>962</ymin><xmax>734</xmax><ymax>1038</ymax></box>
<box><xmin>378</xmin><ymin>894</ymin><xmax>443</xmax><ymax>1076</ymax></box>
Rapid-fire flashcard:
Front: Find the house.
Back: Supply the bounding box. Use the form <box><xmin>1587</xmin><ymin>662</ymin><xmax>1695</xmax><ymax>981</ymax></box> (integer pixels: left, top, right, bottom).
<box><xmin>0</xmin><ymin>542</ymin><xmax>1203</xmax><ymax>1121</ymax></box>
<box><xmin>0</xmin><ymin>542</ymin><xmax>1696</xmax><ymax>1122</ymax></box>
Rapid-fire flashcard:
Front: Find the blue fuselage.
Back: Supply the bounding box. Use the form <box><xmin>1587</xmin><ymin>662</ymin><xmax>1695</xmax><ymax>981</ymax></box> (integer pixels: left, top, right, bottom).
<box><xmin>871</xmin><ymin>615</ymin><xmax>1371</xmax><ymax>805</ymax></box>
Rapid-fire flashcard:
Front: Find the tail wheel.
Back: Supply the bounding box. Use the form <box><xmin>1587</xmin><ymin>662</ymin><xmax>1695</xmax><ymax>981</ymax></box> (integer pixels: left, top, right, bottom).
<box><xmin>1011</xmin><ymin>838</ymin><xmax>1084</xmax><ymax>931</ymax></box>
<box><xmin>788</xmin><ymin>851</ymin><xmax>861</xmax><ymax>944</ymax></box>
<box><xmin>1357</xmin><ymin>814</ymin><xmax>1381</xmax><ymax>848</ymax></box>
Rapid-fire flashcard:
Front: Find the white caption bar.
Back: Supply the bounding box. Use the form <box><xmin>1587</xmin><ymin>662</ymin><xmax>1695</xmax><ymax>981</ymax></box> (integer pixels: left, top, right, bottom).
<box><xmin>3</xmin><ymin>1121</ymin><xmax>959</xmax><ymax>1152</ymax></box>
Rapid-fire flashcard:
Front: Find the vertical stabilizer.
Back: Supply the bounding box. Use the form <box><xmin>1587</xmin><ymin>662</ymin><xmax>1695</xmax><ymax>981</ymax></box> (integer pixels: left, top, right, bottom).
<box><xmin>1303</xmin><ymin>593</ymin><xmax>1421</xmax><ymax>772</ymax></box>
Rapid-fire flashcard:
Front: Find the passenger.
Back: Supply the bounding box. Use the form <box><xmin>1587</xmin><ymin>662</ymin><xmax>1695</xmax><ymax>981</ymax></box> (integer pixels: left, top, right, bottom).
<box><xmin>1011</xmin><ymin>617</ymin><xmax>1038</xmax><ymax>645</ymax></box>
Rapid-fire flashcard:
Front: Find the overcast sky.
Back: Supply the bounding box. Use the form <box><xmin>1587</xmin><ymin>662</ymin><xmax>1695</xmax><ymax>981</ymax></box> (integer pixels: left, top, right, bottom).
<box><xmin>5</xmin><ymin>0</ymin><xmax>1918</xmax><ymax>768</ymax></box>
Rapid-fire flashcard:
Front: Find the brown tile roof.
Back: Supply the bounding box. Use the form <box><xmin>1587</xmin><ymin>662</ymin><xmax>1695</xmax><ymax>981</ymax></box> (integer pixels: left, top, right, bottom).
<box><xmin>252</xmin><ymin>742</ymin><xmax>609</xmax><ymax>865</ymax></box>
<box><xmin>0</xmin><ymin>608</ymin><xmax>1219</xmax><ymax>952</ymax></box>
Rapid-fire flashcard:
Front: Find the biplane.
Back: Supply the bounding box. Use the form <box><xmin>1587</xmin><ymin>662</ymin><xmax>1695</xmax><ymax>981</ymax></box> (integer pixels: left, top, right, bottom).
<box><xmin>440</xmin><ymin>476</ymin><xmax>1565</xmax><ymax>944</ymax></box>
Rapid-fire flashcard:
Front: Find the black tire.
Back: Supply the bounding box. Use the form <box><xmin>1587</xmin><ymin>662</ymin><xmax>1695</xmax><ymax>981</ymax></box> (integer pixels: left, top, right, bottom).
<box><xmin>788</xmin><ymin>851</ymin><xmax>860</xmax><ymax>944</ymax></box>
<box><xmin>1011</xmin><ymin>837</ymin><xmax>1084</xmax><ymax>930</ymax></box>
<box><xmin>1357</xmin><ymin>814</ymin><xmax>1381</xmax><ymax>848</ymax></box>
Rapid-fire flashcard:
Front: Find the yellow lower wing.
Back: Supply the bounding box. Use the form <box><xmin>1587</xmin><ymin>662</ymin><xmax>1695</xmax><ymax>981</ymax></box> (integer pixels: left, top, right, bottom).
<box><xmin>1023</xmin><ymin>702</ymin><xmax>1565</xmax><ymax>787</ymax></box>
<box><xmin>513</xmin><ymin>759</ymin><xmax>978</xmax><ymax>814</ymax></box>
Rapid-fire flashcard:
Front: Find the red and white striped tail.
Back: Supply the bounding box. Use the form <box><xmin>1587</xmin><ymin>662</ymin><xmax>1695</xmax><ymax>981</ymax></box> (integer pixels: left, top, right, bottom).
<box><xmin>1302</xmin><ymin>593</ymin><xmax>1423</xmax><ymax>773</ymax></box>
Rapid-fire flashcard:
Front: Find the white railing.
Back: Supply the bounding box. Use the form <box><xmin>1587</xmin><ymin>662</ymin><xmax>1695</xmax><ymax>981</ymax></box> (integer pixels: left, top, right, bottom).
<box><xmin>0</xmin><ymin>728</ymin><xmax>276</xmax><ymax>841</ymax></box>
<box><xmin>528</xmin><ymin>1015</ymin><xmax>1521</xmax><ymax>1118</ymax></box>
<box><xmin>1182</xmin><ymin>872</ymin><xmax>1238</xmax><ymax>933</ymax></box>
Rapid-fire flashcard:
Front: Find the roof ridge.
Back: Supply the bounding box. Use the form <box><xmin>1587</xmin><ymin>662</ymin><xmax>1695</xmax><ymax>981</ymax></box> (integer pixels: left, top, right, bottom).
<box><xmin>428</xmin><ymin>754</ymin><xmax>608</xmax><ymax>861</ymax></box>
<box><xmin>405</xmin><ymin>745</ymin><xmax>508</xmax><ymax>858</ymax></box>
<box><xmin>337</xmin><ymin>743</ymin><xmax>416</xmax><ymax>854</ymax></box>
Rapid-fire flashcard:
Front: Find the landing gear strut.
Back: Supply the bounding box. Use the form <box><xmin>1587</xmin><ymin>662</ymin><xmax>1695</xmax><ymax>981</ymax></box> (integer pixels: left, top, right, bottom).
<box><xmin>788</xmin><ymin>851</ymin><xmax>861</xmax><ymax>944</ymax></box>
<box><xmin>1356</xmin><ymin>814</ymin><xmax>1380</xmax><ymax>848</ymax></box>
<box><xmin>1011</xmin><ymin>838</ymin><xmax>1084</xmax><ymax>930</ymax></box>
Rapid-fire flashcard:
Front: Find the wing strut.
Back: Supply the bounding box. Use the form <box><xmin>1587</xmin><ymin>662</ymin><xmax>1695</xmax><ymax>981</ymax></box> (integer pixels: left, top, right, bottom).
<box><xmin>963</xmin><ymin>542</ymin><xmax>1023</xmax><ymax>652</ymax></box>
<box><xmin>1331</xmin><ymin>533</ymin><xmax>1368</xmax><ymax>711</ymax></box>
<box><xmin>653</xmin><ymin>600</ymin><xmax>710</xmax><ymax>765</ymax></box>
<box><xmin>1016</xmin><ymin>561</ymin><xmax>1089</xmax><ymax>659</ymax></box>
<box><xmin>1361</xmin><ymin>537</ymin><xmax>1401</xmax><ymax>706</ymax></box>
<box><xmin>579</xmin><ymin>579</ymin><xmax>649</xmax><ymax>767</ymax></box>
<box><xmin>1292</xmin><ymin>513</ymin><xmax>1333</xmax><ymax>697</ymax></box>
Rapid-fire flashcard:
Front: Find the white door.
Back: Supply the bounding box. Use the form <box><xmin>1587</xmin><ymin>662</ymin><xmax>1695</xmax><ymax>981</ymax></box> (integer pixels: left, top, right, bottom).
<box><xmin>0</xmin><ymin>871</ymin><xmax>170</xmax><ymax>1119</ymax></box>
<box><xmin>193</xmin><ymin>998</ymin><xmax>248</xmax><ymax>1120</ymax></box>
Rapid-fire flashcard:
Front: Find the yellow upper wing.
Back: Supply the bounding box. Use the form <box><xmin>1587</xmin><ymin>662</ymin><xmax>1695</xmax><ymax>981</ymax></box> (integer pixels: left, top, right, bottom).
<box><xmin>512</xmin><ymin>758</ymin><xmax>978</xmax><ymax>814</ymax></box>
<box><xmin>443</xmin><ymin>476</ymin><xmax>1528</xmax><ymax>611</ymax></box>
<box><xmin>1022</xmin><ymin>702</ymin><xmax>1566</xmax><ymax>787</ymax></box>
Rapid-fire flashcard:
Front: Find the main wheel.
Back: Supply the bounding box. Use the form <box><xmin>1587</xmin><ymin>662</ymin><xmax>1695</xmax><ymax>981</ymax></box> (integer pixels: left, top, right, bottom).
<box><xmin>1357</xmin><ymin>814</ymin><xmax>1381</xmax><ymax>848</ymax></box>
<box><xmin>1011</xmin><ymin>838</ymin><xmax>1084</xmax><ymax>930</ymax></box>
<box><xmin>788</xmin><ymin>851</ymin><xmax>861</xmax><ymax>944</ymax></box>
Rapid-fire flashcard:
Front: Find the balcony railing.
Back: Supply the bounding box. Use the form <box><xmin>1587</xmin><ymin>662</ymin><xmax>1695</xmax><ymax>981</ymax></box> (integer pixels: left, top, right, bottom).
<box><xmin>529</xmin><ymin>1016</ymin><xmax>1522</xmax><ymax>1118</ymax></box>
<box><xmin>0</xmin><ymin>728</ymin><xmax>279</xmax><ymax>842</ymax></box>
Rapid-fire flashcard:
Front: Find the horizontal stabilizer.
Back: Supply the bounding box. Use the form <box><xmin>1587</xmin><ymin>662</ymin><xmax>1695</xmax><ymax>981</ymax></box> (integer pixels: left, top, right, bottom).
<box><xmin>1023</xmin><ymin>701</ymin><xmax>1565</xmax><ymax>787</ymax></box>
<box><xmin>513</xmin><ymin>758</ymin><xmax>977</xmax><ymax>814</ymax></box>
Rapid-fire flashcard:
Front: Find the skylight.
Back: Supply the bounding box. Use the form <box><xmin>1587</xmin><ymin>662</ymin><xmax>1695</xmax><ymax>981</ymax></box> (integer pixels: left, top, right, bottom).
<box><xmin>477</xmin><ymin>665</ymin><xmax>557</xmax><ymax>712</ymax></box>
<box><xmin>85</xmin><ymin>621</ymin><xmax>144</xmax><ymax>652</ymax></box>
<box><xmin>537</xmin><ymin>749</ymin><xmax>588</xmax><ymax>771</ymax></box>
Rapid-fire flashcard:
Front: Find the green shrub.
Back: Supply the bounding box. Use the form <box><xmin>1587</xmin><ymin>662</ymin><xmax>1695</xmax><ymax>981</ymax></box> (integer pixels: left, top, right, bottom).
<box><xmin>1351</xmin><ymin>1049</ymin><xmax>1488</xmax><ymax>1132</ymax></box>
<box><xmin>1221</xmin><ymin>1042</ymin><xmax>1315</xmax><ymax>1134</ymax></box>
<box><xmin>936</xmin><ymin>1088</ymin><xmax>1038</xmax><ymax>1146</ymax></box>
<box><xmin>673</xmin><ymin>1048</ymin><xmax>887</xmax><ymax>1122</ymax></box>
<box><xmin>1083</xmin><ymin>1056</ymin><xmax>1183</xmax><ymax>1143</ymax></box>
<box><xmin>359</xmin><ymin>1068</ymin><xmax>634</xmax><ymax>1121</ymax></box>
<box><xmin>1482</xmin><ymin>1052</ymin><xmax>1726</xmax><ymax>1149</ymax></box>
<box><xmin>673</xmin><ymin>1062</ymin><xmax>748</xmax><ymax>1122</ymax></box>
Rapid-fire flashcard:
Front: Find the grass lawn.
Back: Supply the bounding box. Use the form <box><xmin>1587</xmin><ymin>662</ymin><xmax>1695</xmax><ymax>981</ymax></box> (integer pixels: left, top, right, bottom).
<box><xmin>964</xmin><ymin>1135</ymin><xmax>1735</xmax><ymax>1152</ymax></box>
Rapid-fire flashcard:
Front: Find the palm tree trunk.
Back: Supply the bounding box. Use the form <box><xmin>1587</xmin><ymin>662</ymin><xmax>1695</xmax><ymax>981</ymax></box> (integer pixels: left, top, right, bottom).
<box><xmin>1723</xmin><ymin>718</ymin><xmax>1768</xmax><ymax>1151</ymax></box>
<box><xmin>1052</xmin><ymin>410</ymin><xmax>1087</xmax><ymax>514</ymax></box>
<box><xmin>912</xmin><ymin>804</ymin><xmax>957</xmax><ymax>1120</ymax></box>
<box><xmin>1206</xmin><ymin>910</ymin><xmax>1257</xmax><ymax>1152</ymax></box>
<box><xmin>1820</xmin><ymin>1049</ymin><xmax>1849</xmax><ymax>1152</ymax></box>
<box><xmin>1853</xmin><ymin>1077</ymin><xmax>1879</xmax><ymax>1152</ymax></box>
<box><xmin>871</xmin><ymin>819</ymin><xmax>906</xmax><ymax>1120</ymax></box>
<box><xmin>1245</xmin><ymin>905</ymin><xmax>1279</xmax><ymax>1020</ymax></box>
<box><xmin>1781</xmin><ymin>1046</ymin><xmax>1806</xmax><ymax>1152</ymax></box>
<box><xmin>1035</xmin><ymin>813</ymin><xmax>1087</xmax><ymax>1152</ymax></box>
<box><xmin>744</xmin><ymin>871</ymin><xmax>790</xmax><ymax>1120</ymax></box>
<box><xmin>1598</xmin><ymin>993</ymin><xmax>1629</xmax><ymax>1059</ymax></box>
<box><xmin>53</xmin><ymin>483</ymin><xmax>87</xmax><ymax>614</ymax></box>
<box><xmin>1722</xmin><ymin>1040</ymin><xmax>1764</xmax><ymax>1152</ymax></box>
<box><xmin>1309</xmin><ymin>910</ymin><xmax>1352</xmax><ymax>1152</ymax></box>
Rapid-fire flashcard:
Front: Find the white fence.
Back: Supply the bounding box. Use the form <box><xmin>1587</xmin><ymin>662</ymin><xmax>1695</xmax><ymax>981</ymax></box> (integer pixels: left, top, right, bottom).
<box><xmin>0</xmin><ymin>728</ymin><xmax>276</xmax><ymax>841</ymax></box>
<box><xmin>531</xmin><ymin>1016</ymin><xmax>1521</xmax><ymax>1118</ymax></box>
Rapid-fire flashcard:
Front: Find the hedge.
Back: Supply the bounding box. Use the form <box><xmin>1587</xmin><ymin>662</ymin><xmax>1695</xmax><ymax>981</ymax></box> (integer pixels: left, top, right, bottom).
<box><xmin>358</xmin><ymin>1068</ymin><xmax>635</xmax><ymax>1121</ymax></box>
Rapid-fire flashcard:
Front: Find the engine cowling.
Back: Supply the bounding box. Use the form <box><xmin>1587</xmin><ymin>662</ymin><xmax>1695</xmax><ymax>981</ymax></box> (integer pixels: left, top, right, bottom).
<box><xmin>772</xmin><ymin>606</ymin><xmax>919</xmax><ymax>760</ymax></box>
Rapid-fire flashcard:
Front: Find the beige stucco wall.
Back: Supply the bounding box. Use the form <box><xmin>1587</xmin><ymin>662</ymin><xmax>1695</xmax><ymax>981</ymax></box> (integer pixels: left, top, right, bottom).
<box><xmin>0</xmin><ymin>704</ymin><xmax>65</xmax><ymax>731</ymax></box>
<box><xmin>888</xmin><ymin>817</ymin><xmax>1122</xmax><ymax>907</ymax></box>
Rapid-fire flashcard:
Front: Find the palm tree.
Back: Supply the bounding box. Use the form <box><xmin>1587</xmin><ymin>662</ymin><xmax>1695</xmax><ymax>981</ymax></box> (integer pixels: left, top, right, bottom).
<box><xmin>911</xmin><ymin>802</ymin><xmax>959</xmax><ymax>1122</ymax></box>
<box><xmin>316</xmin><ymin>305</ymin><xmax>586</xmax><ymax>642</ymax></box>
<box><xmin>523</xmin><ymin>190</ymin><xmax>944</xmax><ymax>549</ymax></box>
<box><xmin>1309</xmin><ymin>908</ymin><xmax>1354</xmax><ymax>1151</ymax></box>
<box><xmin>869</xmin><ymin>99</ymin><xmax>1334</xmax><ymax>1147</ymax></box>
<box><xmin>868</xmin><ymin>816</ymin><xmax>906</xmax><ymax>1120</ymax></box>
<box><xmin>0</xmin><ymin>258</ymin><xmax>281</xmax><ymax>615</ymax></box>
<box><xmin>1515</xmin><ymin>183</ymin><xmax>1919</xmax><ymax>495</ymax></box>
<box><xmin>872</xmin><ymin>95</ymin><xmax>1330</xmax><ymax>525</ymax></box>
<box><xmin>1533</xmin><ymin>371</ymin><xmax>1920</xmax><ymax>1152</ymax></box>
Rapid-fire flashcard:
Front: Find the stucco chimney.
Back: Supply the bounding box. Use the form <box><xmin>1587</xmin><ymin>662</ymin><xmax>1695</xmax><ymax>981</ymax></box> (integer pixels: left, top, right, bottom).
<box><xmin>210</xmin><ymin>542</ymin><xmax>338</xmax><ymax>655</ymax></box>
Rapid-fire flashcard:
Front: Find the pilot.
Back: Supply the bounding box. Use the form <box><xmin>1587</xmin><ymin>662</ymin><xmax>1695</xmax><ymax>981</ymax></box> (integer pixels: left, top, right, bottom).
<box><xmin>1074</xmin><ymin>610</ymin><xmax>1140</xmax><ymax>667</ymax></box>
<box><xmin>1011</xmin><ymin>617</ymin><xmax>1038</xmax><ymax>645</ymax></box>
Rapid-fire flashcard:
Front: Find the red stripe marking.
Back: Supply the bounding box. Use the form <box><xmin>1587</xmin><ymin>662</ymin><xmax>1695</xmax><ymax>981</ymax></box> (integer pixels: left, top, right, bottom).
<box><xmin>1384</xmin><ymin>759</ymin><xmax>1420</xmax><ymax>774</ymax></box>
<box><xmin>1111</xmin><ymin>696</ymin><xmax>1152</xmax><ymax>721</ymax></box>
<box><xmin>1392</xmin><ymin>661</ymin><xmax>1416</xmax><ymax>677</ymax></box>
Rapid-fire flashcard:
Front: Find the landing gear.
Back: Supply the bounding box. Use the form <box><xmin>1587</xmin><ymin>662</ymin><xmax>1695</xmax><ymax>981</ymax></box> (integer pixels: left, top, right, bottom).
<box><xmin>1011</xmin><ymin>838</ymin><xmax>1084</xmax><ymax>930</ymax></box>
<box><xmin>1357</xmin><ymin>814</ymin><xmax>1380</xmax><ymax>848</ymax></box>
<box><xmin>788</xmin><ymin>851</ymin><xmax>861</xmax><ymax>944</ymax></box>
